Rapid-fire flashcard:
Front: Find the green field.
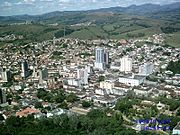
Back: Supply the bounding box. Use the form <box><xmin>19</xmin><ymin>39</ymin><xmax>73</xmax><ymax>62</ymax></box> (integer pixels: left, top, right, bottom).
<box><xmin>0</xmin><ymin>12</ymin><xmax>179</xmax><ymax>47</ymax></box>
<box><xmin>166</xmin><ymin>32</ymin><xmax>180</xmax><ymax>47</ymax></box>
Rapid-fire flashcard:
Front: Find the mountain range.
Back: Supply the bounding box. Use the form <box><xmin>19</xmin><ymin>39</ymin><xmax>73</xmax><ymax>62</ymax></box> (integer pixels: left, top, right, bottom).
<box><xmin>0</xmin><ymin>2</ymin><xmax>180</xmax><ymax>24</ymax></box>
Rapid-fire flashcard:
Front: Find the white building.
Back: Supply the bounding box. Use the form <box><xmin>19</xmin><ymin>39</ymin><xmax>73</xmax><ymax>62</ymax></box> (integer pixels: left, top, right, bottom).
<box><xmin>21</xmin><ymin>60</ymin><xmax>29</xmax><ymax>78</ymax></box>
<box><xmin>93</xmin><ymin>95</ymin><xmax>117</xmax><ymax>107</ymax></box>
<box><xmin>1</xmin><ymin>69</ymin><xmax>11</xmax><ymax>82</ymax></box>
<box><xmin>120</xmin><ymin>56</ymin><xmax>132</xmax><ymax>72</ymax></box>
<box><xmin>95</xmin><ymin>88</ymin><xmax>125</xmax><ymax>96</ymax></box>
<box><xmin>95</xmin><ymin>89</ymin><xmax>107</xmax><ymax>95</ymax></box>
<box><xmin>139</xmin><ymin>62</ymin><xmax>154</xmax><ymax>76</ymax></box>
<box><xmin>119</xmin><ymin>75</ymin><xmax>146</xmax><ymax>86</ymax></box>
<box><xmin>85</xmin><ymin>65</ymin><xmax>93</xmax><ymax>75</ymax></box>
<box><xmin>67</xmin><ymin>78</ymin><xmax>81</xmax><ymax>87</ymax></box>
<box><xmin>94</xmin><ymin>48</ymin><xmax>109</xmax><ymax>70</ymax></box>
<box><xmin>77</xmin><ymin>68</ymin><xmax>88</xmax><ymax>85</ymax></box>
<box><xmin>100</xmin><ymin>80</ymin><xmax>115</xmax><ymax>90</ymax></box>
<box><xmin>133</xmin><ymin>87</ymin><xmax>152</xmax><ymax>97</ymax></box>
<box><xmin>95</xmin><ymin>48</ymin><xmax>105</xmax><ymax>70</ymax></box>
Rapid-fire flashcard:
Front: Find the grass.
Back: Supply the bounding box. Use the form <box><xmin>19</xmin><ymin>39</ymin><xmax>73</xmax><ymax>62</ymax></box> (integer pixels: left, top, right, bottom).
<box><xmin>0</xmin><ymin>24</ymin><xmax>64</xmax><ymax>42</ymax></box>
<box><xmin>166</xmin><ymin>32</ymin><xmax>180</xmax><ymax>47</ymax></box>
<box><xmin>69</xmin><ymin>26</ymin><xmax>108</xmax><ymax>39</ymax></box>
<box><xmin>0</xmin><ymin>13</ymin><xmax>179</xmax><ymax>48</ymax></box>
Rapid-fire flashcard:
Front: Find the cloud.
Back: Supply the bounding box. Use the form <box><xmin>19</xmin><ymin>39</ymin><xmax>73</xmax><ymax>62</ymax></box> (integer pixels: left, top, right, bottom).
<box><xmin>40</xmin><ymin>0</ymin><xmax>53</xmax><ymax>2</ymax></box>
<box><xmin>15</xmin><ymin>0</ymin><xmax>36</xmax><ymax>5</ymax></box>
<box><xmin>2</xmin><ymin>1</ymin><xmax>12</xmax><ymax>7</ymax></box>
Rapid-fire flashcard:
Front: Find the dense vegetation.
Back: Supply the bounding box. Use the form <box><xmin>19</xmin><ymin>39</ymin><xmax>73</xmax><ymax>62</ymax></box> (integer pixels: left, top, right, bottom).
<box><xmin>156</xmin><ymin>96</ymin><xmax>180</xmax><ymax>111</ymax></box>
<box><xmin>54</xmin><ymin>28</ymin><xmax>74</xmax><ymax>38</ymax></box>
<box><xmin>36</xmin><ymin>89</ymin><xmax>78</xmax><ymax>109</ymax></box>
<box><xmin>0</xmin><ymin>109</ymin><xmax>161</xmax><ymax>135</ymax></box>
<box><xmin>166</xmin><ymin>60</ymin><xmax>180</xmax><ymax>74</ymax></box>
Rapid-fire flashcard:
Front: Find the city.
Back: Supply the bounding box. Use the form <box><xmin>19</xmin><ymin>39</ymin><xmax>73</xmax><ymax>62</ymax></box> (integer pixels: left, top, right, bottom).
<box><xmin>0</xmin><ymin>0</ymin><xmax>180</xmax><ymax>135</ymax></box>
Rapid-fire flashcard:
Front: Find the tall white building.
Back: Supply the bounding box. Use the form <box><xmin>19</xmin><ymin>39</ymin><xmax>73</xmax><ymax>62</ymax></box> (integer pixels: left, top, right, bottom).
<box><xmin>21</xmin><ymin>60</ymin><xmax>29</xmax><ymax>78</ymax></box>
<box><xmin>120</xmin><ymin>56</ymin><xmax>132</xmax><ymax>72</ymax></box>
<box><xmin>139</xmin><ymin>63</ymin><xmax>154</xmax><ymax>76</ymax></box>
<box><xmin>77</xmin><ymin>68</ymin><xmax>88</xmax><ymax>85</ymax></box>
<box><xmin>1</xmin><ymin>69</ymin><xmax>11</xmax><ymax>82</ymax></box>
<box><xmin>85</xmin><ymin>65</ymin><xmax>93</xmax><ymax>75</ymax></box>
<box><xmin>94</xmin><ymin>48</ymin><xmax>109</xmax><ymax>70</ymax></box>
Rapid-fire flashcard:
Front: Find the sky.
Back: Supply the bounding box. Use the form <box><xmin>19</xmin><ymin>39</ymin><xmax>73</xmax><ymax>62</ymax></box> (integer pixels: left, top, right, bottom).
<box><xmin>0</xmin><ymin>0</ymin><xmax>179</xmax><ymax>16</ymax></box>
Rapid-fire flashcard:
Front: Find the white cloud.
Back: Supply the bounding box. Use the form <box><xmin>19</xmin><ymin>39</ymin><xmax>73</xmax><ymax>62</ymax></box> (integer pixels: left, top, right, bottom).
<box><xmin>40</xmin><ymin>0</ymin><xmax>53</xmax><ymax>2</ymax></box>
<box><xmin>3</xmin><ymin>1</ymin><xmax>12</xmax><ymax>7</ymax></box>
<box><xmin>15</xmin><ymin>0</ymin><xmax>36</xmax><ymax>5</ymax></box>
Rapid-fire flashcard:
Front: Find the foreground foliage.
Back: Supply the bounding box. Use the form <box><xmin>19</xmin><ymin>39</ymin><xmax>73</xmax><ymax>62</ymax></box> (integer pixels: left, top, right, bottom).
<box><xmin>0</xmin><ymin>109</ymin><xmax>160</xmax><ymax>135</ymax></box>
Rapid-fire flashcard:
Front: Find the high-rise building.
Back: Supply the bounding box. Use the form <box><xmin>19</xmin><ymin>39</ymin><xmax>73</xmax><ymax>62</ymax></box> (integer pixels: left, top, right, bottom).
<box><xmin>104</xmin><ymin>51</ymin><xmax>109</xmax><ymax>65</ymax></box>
<box><xmin>77</xmin><ymin>68</ymin><xmax>88</xmax><ymax>85</ymax></box>
<box><xmin>95</xmin><ymin>48</ymin><xmax>105</xmax><ymax>63</ymax></box>
<box><xmin>0</xmin><ymin>89</ymin><xmax>6</xmax><ymax>104</ymax></box>
<box><xmin>1</xmin><ymin>69</ymin><xmax>11</xmax><ymax>82</ymax></box>
<box><xmin>95</xmin><ymin>48</ymin><xmax>109</xmax><ymax>70</ymax></box>
<box><xmin>139</xmin><ymin>63</ymin><xmax>154</xmax><ymax>76</ymax></box>
<box><xmin>85</xmin><ymin>65</ymin><xmax>93</xmax><ymax>75</ymax></box>
<box><xmin>120</xmin><ymin>56</ymin><xmax>132</xmax><ymax>72</ymax></box>
<box><xmin>39</xmin><ymin>67</ymin><xmax>48</xmax><ymax>84</ymax></box>
<box><xmin>21</xmin><ymin>60</ymin><xmax>29</xmax><ymax>78</ymax></box>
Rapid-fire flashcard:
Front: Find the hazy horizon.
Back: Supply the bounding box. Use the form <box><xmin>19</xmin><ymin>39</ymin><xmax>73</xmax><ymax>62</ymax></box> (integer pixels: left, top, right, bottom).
<box><xmin>0</xmin><ymin>0</ymin><xmax>179</xmax><ymax>16</ymax></box>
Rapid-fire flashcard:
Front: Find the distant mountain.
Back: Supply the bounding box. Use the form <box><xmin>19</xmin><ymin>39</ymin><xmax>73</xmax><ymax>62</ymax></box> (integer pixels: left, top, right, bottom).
<box><xmin>0</xmin><ymin>2</ymin><xmax>180</xmax><ymax>24</ymax></box>
<box><xmin>94</xmin><ymin>2</ymin><xmax>180</xmax><ymax>15</ymax></box>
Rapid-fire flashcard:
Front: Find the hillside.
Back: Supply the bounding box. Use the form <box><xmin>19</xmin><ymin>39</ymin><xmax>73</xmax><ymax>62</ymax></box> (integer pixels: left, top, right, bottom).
<box><xmin>0</xmin><ymin>2</ymin><xmax>179</xmax><ymax>47</ymax></box>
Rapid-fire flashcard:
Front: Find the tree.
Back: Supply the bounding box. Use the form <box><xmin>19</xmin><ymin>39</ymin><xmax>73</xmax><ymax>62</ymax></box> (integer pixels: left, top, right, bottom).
<box><xmin>37</xmin><ymin>88</ymin><xmax>48</xmax><ymax>99</ymax></box>
<box><xmin>58</xmin><ymin>102</ymin><xmax>68</xmax><ymax>109</ymax></box>
<box><xmin>176</xmin><ymin>108</ymin><xmax>180</xmax><ymax>116</ymax></box>
<box><xmin>66</xmin><ymin>93</ymin><xmax>78</xmax><ymax>103</ymax></box>
<box><xmin>166</xmin><ymin>60</ymin><xmax>180</xmax><ymax>74</ymax></box>
<box><xmin>115</xmin><ymin>98</ymin><xmax>133</xmax><ymax>114</ymax></box>
<box><xmin>82</xmin><ymin>101</ymin><xmax>91</xmax><ymax>108</ymax></box>
<box><xmin>87</xmin><ymin>109</ymin><xmax>105</xmax><ymax>119</ymax></box>
<box><xmin>0</xmin><ymin>114</ymin><xmax>4</xmax><ymax>121</ymax></box>
<box><xmin>54</xmin><ymin>92</ymin><xmax>66</xmax><ymax>103</ymax></box>
<box><xmin>35</xmin><ymin>102</ymin><xmax>43</xmax><ymax>109</ymax></box>
<box><xmin>97</xmin><ymin>76</ymin><xmax>105</xmax><ymax>82</ymax></box>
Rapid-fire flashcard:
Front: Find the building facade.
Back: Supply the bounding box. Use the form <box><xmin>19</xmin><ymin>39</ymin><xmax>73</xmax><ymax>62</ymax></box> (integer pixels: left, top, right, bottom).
<box><xmin>77</xmin><ymin>68</ymin><xmax>88</xmax><ymax>85</ymax></box>
<box><xmin>139</xmin><ymin>62</ymin><xmax>154</xmax><ymax>76</ymax></box>
<box><xmin>21</xmin><ymin>60</ymin><xmax>29</xmax><ymax>78</ymax></box>
<box><xmin>1</xmin><ymin>69</ymin><xmax>11</xmax><ymax>82</ymax></box>
<box><xmin>119</xmin><ymin>75</ymin><xmax>146</xmax><ymax>86</ymax></box>
<box><xmin>39</xmin><ymin>67</ymin><xmax>48</xmax><ymax>84</ymax></box>
<box><xmin>120</xmin><ymin>56</ymin><xmax>132</xmax><ymax>72</ymax></box>
<box><xmin>95</xmin><ymin>48</ymin><xmax>109</xmax><ymax>70</ymax></box>
<box><xmin>0</xmin><ymin>89</ymin><xmax>6</xmax><ymax>104</ymax></box>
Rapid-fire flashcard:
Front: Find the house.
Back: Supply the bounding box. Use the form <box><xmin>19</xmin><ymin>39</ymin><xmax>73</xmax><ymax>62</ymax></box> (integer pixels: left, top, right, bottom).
<box><xmin>134</xmin><ymin>87</ymin><xmax>152</xmax><ymax>97</ymax></box>
<box><xmin>16</xmin><ymin>107</ymin><xmax>40</xmax><ymax>118</ymax></box>
<box><xmin>93</xmin><ymin>95</ymin><xmax>118</xmax><ymax>107</ymax></box>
